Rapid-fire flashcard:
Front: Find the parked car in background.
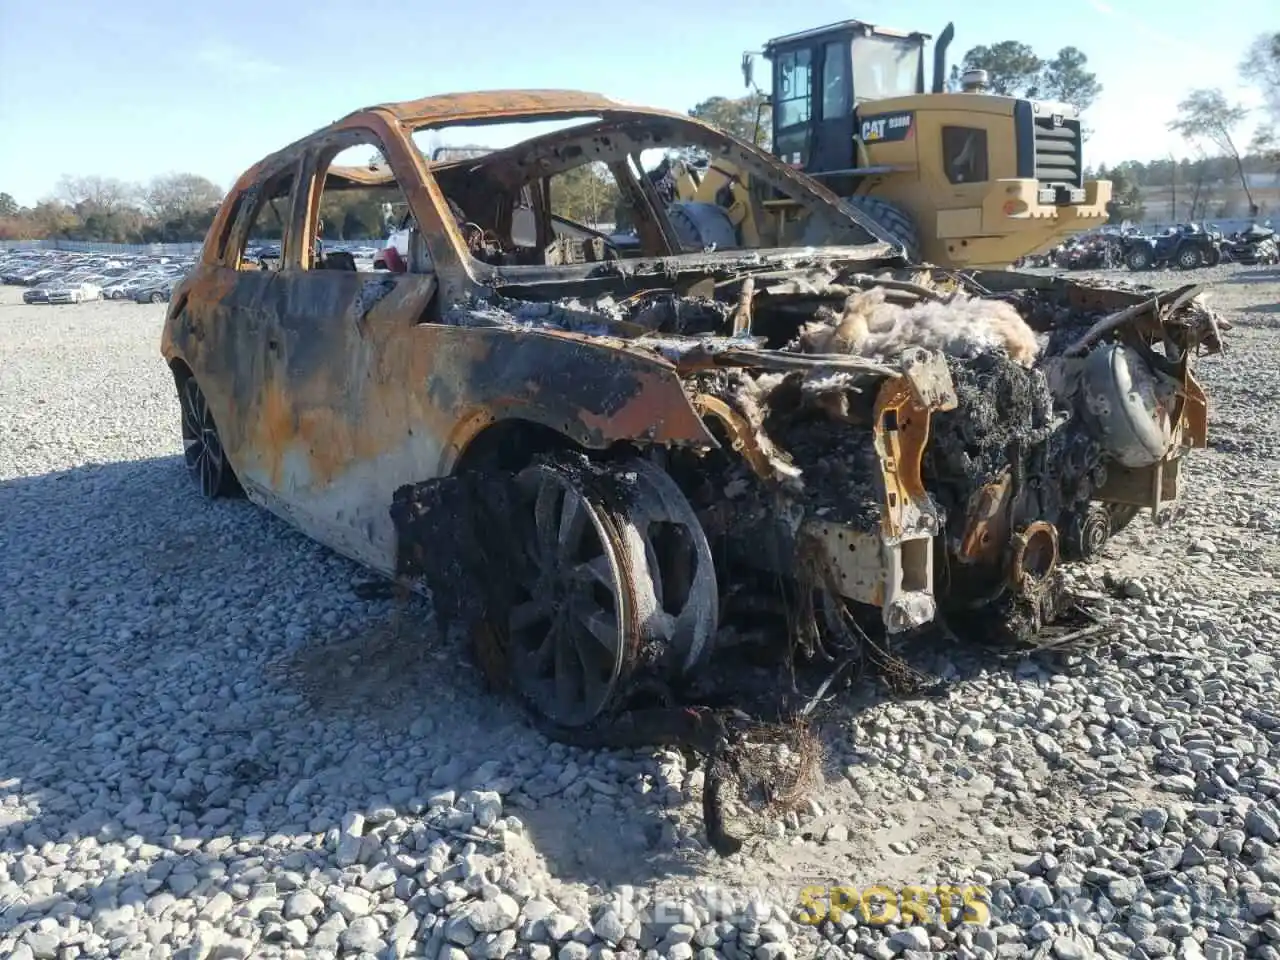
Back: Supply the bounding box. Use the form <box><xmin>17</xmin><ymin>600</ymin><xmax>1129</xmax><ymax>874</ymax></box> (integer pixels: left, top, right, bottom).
<box><xmin>133</xmin><ymin>279</ymin><xmax>174</xmax><ymax>303</ymax></box>
<box><xmin>0</xmin><ymin>248</ymin><xmax>198</xmax><ymax>304</ymax></box>
<box><xmin>22</xmin><ymin>283</ymin><xmax>52</xmax><ymax>304</ymax></box>
<box><xmin>103</xmin><ymin>277</ymin><xmax>149</xmax><ymax>299</ymax></box>
<box><xmin>46</xmin><ymin>279</ymin><xmax>104</xmax><ymax>304</ymax></box>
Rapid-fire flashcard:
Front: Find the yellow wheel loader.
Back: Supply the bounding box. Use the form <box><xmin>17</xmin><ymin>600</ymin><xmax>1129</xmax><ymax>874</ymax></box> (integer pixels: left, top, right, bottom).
<box><xmin>665</xmin><ymin>19</ymin><xmax>1113</xmax><ymax>267</ymax></box>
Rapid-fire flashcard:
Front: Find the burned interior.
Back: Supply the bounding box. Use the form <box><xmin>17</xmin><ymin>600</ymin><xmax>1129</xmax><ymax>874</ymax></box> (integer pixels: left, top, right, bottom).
<box><xmin>163</xmin><ymin>92</ymin><xmax>1227</xmax><ymax>854</ymax></box>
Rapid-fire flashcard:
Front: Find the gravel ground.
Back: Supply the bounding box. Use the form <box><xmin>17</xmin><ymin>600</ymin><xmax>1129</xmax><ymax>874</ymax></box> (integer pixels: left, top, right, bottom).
<box><xmin>1</xmin><ymin>263</ymin><xmax>1278</xmax><ymax>960</ymax></box>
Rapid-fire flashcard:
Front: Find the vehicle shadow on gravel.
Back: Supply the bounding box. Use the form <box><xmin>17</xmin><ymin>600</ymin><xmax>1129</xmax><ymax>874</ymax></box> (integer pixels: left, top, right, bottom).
<box><xmin>0</xmin><ymin>455</ymin><xmax>717</xmax><ymax>912</ymax></box>
<box><xmin>0</xmin><ymin>454</ymin><xmax>1221</xmax><ymax>911</ymax></box>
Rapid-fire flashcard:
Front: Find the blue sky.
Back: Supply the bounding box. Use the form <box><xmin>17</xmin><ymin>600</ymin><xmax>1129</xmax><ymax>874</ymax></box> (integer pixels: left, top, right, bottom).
<box><xmin>0</xmin><ymin>0</ymin><xmax>1271</xmax><ymax>205</ymax></box>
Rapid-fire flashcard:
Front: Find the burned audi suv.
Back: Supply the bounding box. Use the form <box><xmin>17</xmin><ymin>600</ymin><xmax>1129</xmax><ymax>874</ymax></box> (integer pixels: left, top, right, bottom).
<box><xmin>161</xmin><ymin>90</ymin><xmax>1223</xmax><ymax>729</ymax></box>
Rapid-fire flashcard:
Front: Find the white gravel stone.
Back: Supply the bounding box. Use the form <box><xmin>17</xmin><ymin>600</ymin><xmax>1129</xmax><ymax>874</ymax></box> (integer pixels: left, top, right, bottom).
<box><xmin>283</xmin><ymin>890</ymin><xmax>323</xmax><ymax>920</ymax></box>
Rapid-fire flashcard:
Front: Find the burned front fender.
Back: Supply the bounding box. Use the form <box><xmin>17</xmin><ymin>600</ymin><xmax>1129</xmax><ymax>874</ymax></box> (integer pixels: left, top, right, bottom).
<box><xmin>434</xmin><ymin>324</ymin><xmax>720</xmax><ymax>475</ymax></box>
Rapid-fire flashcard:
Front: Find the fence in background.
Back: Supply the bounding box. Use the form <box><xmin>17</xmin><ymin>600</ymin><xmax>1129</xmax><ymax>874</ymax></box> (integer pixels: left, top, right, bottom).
<box><xmin>0</xmin><ymin>239</ymin><xmax>203</xmax><ymax>256</ymax></box>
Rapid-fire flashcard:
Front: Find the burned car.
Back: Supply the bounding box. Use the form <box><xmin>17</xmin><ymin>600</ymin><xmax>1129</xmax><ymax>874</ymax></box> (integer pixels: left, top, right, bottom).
<box><xmin>161</xmin><ymin>91</ymin><xmax>1223</xmax><ymax>741</ymax></box>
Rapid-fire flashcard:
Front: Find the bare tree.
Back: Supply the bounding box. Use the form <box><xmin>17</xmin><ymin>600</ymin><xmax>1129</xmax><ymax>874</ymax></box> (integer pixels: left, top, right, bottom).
<box><xmin>1241</xmin><ymin>32</ymin><xmax>1280</xmax><ymax>122</ymax></box>
<box><xmin>1168</xmin><ymin>89</ymin><xmax>1257</xmax><ymax>216</ymax></box>
<box><xmin>1188</xmin><ymin>154</ymin><xmax>1210</xmax><ymax>220</ymax></box>
<box><xmin>1242</xmin><ymin>32</ymin><xmax>1280</xmax><ymax>168</ymax></box>
<box><xmin>55</xmin><ymin>175</ymin><xmax>135</xmax><ymax>213</ymax></box>
<box><xmin>143</xmin><ymin>173</ymin><xmax>223</xmax><ymax>222</ymax></box>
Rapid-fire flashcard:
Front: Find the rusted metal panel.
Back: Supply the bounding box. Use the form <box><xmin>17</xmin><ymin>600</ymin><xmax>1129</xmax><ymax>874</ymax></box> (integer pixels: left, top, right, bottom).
<box><xmin>166</xmin><ymin>257</ymin><xmax>715</xmax><ymax>575</ymax></box>
<box><xmin>383</xmin><ymin>90</ymin><xmax>686</xmax><ymax>126</ymax></box>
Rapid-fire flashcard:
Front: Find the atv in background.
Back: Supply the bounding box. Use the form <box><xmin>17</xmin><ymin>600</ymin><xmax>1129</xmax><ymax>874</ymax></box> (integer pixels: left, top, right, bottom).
<box><xmin>1221</xmin><ymin>224</ymin><xmax>1279</xmax><ymax>265</ymax></box>
<box><xmin>1122</xmin><ymin>224</ymin><xmax>1222</xmax><ymax>271</ymax></box>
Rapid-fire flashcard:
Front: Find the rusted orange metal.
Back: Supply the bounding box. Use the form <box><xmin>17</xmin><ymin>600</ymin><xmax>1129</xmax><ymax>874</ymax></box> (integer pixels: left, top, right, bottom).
<box><xmin>1008</xmin><ymin>521</ymin><xmax>1060</xmax><ymax>589</ymax></box>
<box><xmin>690</xmin><ymin>393</ymin><xmax>784</xmax><ymax>483</ymax></box>
<box><xmin>870</xmin><ymin>356</ymin><xmax>956</xmax><ymax>543</ymax></box>
<box><xmin>958</xmin><ymin>473</ymin><xmax>1012</xmax><ymax>564</ymax></box>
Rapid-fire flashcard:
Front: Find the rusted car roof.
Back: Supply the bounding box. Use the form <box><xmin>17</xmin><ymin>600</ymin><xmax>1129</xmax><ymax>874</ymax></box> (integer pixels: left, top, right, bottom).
<box><xmin>233</xmin><ymin>91</ymin><xmax>730</xmax><ymax>213</ymax></box>
<box><xmin>370</xmin><ymin>89</ymin><xmax>688</xmax><ymax>128</ymax></box>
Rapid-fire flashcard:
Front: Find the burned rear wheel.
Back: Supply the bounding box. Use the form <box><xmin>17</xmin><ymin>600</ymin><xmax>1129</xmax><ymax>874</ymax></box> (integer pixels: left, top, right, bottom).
<box><xmin>177</xmin><ymin>375</ymin><xmax>242</xmax><ymax>500</ymax></box>
<box><xmin>505</xmin><ymin>457</ymin><xmax>718</xmax><ymax>728</ymax></box>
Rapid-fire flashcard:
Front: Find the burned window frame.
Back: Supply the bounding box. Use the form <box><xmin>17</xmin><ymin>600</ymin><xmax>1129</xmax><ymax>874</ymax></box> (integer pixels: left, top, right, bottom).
<box><xmin>296</xmin><ymin>126</ymin><xmax>413</xmax><ymax>272</ymax></box>
<box><xmin>224</xmin><ymin>160</ymin><xmax>304</xmax><ymax>272</ymax></box>
<box><xmin>941</xmin><ymin>125</ymin><xmax>990</xmax><ymax>185</ymax></box>
<box><xmin>213</xmin><ymin>192</ymin><xmax>245</xmax><ymax>263</ymax></box>
<box><xmin>399</xmin><ymin>108</ymin><xmax>895</xmax><ymax>290</ymax></box>
<box><xmin>412</xmin><ymin>118</ymin><xmax>683</xmax><ymax>266</ymax></box>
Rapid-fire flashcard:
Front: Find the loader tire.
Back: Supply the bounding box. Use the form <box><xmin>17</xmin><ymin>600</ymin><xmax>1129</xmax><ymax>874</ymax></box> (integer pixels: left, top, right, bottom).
<box><xmin>803</xmin><ymin>195</ymin><xmax>921</xmax><ymax>263</ymax></box>
<box><xmin>665</xmin><ymin>201</ymin><xmax>739</xmax><ymax>252</ymax></box>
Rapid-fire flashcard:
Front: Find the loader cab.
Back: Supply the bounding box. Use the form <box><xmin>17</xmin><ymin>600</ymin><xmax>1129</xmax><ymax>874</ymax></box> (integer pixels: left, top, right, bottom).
<box><xmin>762</xmin><ymin>20</ymin><xmax>928</xmax><ymax>175</ymax></box>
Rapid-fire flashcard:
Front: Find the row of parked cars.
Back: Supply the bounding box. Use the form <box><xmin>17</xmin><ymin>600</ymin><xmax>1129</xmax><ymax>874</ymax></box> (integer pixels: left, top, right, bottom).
<box><xmin>0</xmin><ymin>249</ymin><xmax>198</xmax><ymax>305</ymax></box>
<box><xmin>1023</xmin><ymin>222</ymin><xmax>1279</xmax><ymax>272</ymax></box>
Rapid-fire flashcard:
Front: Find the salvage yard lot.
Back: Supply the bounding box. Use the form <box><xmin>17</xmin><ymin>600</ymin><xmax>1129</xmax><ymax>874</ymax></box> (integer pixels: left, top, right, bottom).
<box><xmin>1</xmin><ymin>268</ymin><xmax>1279</xmax><ymax>959</ymax></box>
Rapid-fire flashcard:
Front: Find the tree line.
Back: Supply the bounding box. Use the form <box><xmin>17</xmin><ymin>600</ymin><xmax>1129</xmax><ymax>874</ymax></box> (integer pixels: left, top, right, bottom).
<box><xmin>0</xmin><ymin>162</ymin><xmax>639</xmax><ymax>244</ymax></box>
<box><xmin>0</xmin><ymin>174</ymin><xmax>224</xmax><ymax>244</ymax></box>
<box><xmin>3</xmin><ymin>29</ymin><xmax>1277</xmax><ymax>243</ymax></box>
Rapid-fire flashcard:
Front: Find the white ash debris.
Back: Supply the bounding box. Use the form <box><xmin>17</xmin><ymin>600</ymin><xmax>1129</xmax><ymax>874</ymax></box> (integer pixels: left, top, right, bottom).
<box><xmin>798</xmin><ymin>285</ymin><xmax>1041</xmax><ymax>367</ymax></box>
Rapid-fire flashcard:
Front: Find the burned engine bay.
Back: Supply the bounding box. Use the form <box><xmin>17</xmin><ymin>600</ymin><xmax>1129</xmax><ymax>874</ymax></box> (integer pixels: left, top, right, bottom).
<box><xmin>390</xmin><ymin>257</ymin><xmax>1226</xmax><ymax>854</ymax></box>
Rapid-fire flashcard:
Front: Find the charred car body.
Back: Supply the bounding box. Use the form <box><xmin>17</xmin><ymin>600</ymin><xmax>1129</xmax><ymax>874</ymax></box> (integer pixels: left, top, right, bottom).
<box><xmin>161</xmin><ymin>91</ymin><xmax>1223</xmax><ymax>740</ymax></box>
<box><xmin>1221</xmin><ymin>224</ymin><xmax>1279</xmax><ymax>266</ymax></box>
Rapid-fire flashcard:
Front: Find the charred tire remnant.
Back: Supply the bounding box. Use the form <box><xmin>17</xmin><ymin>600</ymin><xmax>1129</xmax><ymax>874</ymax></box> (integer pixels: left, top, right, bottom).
<box><xmin>537</xmin><ymin>705</ymin><xmax>820</xmax><ymax>858</ymax></box>
<box><xmin>390</xmin><ymin>453</ymin><xmax>718</xmax><ymax>729</ymax></box>
<box><xmin>506</xmin><ymin>461</ymin><xmax>636</xmax><ymax>726</ymax></box>
<box><xmin>175</xmin><ymin>374</ymin><xmax>242</xmax><ymax>500</ymax></box>
<box><xmin>505</xmin><ymin>457</ymin><xmax>719</xmax><ymax>726</ymax></box>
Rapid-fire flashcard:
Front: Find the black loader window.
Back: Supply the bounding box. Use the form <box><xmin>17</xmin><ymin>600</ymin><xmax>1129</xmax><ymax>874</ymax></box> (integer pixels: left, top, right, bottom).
<box><xmin>942</xmin><ymin>126</ymin><xmax>989</xmax><ymax>185</ymax></box>
<box><xmin>821</xmin><ymin>41</ymin><xmax>849</xmax><ymax>119</ymax></box>
<box><xmin>775</xmin><ymin>48</ymin><xmax>813</xmax><ymax>129</ymax></box>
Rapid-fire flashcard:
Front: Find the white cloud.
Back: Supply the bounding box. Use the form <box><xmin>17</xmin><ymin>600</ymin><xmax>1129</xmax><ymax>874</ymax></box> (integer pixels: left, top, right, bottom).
<box><xmin>194</xmin><ymin>41</ymin><xmax>284</xmax><ymax>80</ymax></box>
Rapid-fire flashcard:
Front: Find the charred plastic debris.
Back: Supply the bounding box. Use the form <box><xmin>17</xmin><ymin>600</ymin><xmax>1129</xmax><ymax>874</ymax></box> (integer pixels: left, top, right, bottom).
<box><xmin>389</xmin><ymin>260</ymin><xmax>1226</xmax><ymax>854</ymax></box>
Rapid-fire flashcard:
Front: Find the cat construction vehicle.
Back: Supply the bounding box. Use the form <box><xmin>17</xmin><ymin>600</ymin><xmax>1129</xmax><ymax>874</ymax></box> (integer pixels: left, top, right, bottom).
<box><xmin>660</xmin><ymin>18</ymin><xmax>1113</xmax><ymax>268</ymax></box>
